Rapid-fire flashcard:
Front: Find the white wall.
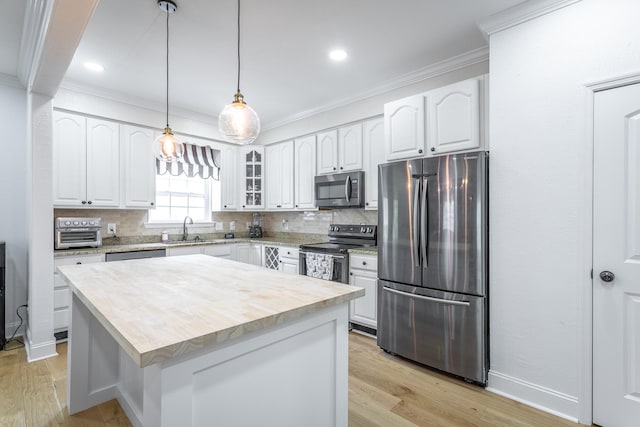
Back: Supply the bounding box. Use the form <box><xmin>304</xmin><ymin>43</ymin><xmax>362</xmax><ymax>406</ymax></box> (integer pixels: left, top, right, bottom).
<box><xmin>488</xmin><ymin>0</ymin><xmax>640</xmax><ymax>422</ymax></box>
<box><xmin>0</xmin><ymin>82</ymin><xmax>28</xmax><ymax>340</ymax></box>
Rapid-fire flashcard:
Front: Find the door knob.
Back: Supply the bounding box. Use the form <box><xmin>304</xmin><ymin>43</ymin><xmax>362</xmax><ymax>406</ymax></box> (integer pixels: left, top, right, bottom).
<box><xmin>599</xmin><ymin>271</ymin><xmax>615</xmax><ymax>283</ymax></box>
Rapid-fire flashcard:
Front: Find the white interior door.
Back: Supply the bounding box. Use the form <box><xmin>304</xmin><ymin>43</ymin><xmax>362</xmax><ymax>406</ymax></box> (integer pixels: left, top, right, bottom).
<box><xmin>593</xmin><ymin>82</ymin><xmax>640</xmax><ymax>426</ymax></box>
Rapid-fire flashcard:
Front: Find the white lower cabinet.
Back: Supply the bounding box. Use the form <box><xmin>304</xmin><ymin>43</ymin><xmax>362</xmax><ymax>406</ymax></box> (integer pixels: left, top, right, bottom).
<box><xmin>53</xmin><ymin>254</ymin><xmax>105</xmax><ymax>333</ymax></box>
<box><xmin>233</xmin><ymin>243</ymin><xmax>262</xmax><ymax>265</ymax></box>
<box><xmin>167</xmin><ymin>246</ymin><xmax>204</xmax><ymax>257</ymax></box>
<box><xmin>348</xmin><ymin>253</ymin><xmax>378</xmax><ymax>330</ymax></box>
<box><xmin>279</xmin><ymin>246</ymin><xmax>299</xmax><ymax>275</ymax></box>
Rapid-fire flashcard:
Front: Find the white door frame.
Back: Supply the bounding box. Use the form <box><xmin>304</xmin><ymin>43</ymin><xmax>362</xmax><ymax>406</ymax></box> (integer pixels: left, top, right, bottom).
<box><xmin>582</xmin><ymin>71</ymin><xmax>640</xmax><ymax>425</ymax></box>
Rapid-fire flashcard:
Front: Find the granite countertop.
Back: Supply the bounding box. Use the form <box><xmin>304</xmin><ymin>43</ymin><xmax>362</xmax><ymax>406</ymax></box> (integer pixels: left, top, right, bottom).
<box><xmin>348</xmin><ymin>247</ymin><xmax>378</xmax><ymax>255</ymax></box>
<box><xmin>54</xmin><ymin>234</ymin><xmax>326</xmax><ymax>257</ymax></box>
<box><xmin>57</xmin><ymin>254</ymin><xmax>364</xmax><ymax>368</ymax></box>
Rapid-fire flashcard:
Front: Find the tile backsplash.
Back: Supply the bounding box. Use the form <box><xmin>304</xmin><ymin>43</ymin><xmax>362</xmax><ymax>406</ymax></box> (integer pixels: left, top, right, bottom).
<box><xmin>54</xmin><ymin>208</ymin><xmax>378</xmax><ymax>243</ymax></box>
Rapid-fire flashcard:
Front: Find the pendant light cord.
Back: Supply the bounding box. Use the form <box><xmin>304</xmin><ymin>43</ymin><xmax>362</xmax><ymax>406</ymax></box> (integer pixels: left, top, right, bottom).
<box><xmin>165</xmin><ymin>5</ymin><xmax>170</xmax><ymax>127</ymax></box>
<box><xmin>236</xmin><ymin>0</ymin><xmax>241</xmax><ymax>94</ymax></box>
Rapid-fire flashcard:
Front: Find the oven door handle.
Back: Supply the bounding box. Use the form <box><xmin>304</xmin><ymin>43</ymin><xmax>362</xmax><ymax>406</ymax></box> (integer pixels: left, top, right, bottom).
<box><xmin>300</xmin><ymin>251</ymin><xmax>346</xmax><ymax>260</ymax></box>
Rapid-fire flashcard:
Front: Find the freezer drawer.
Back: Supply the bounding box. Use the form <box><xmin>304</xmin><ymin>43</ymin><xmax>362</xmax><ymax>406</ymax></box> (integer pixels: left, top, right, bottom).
<box><xmin>377</xmin><ymin>280</ymin><xmax>487</xmax><ymax>384</ymax></box>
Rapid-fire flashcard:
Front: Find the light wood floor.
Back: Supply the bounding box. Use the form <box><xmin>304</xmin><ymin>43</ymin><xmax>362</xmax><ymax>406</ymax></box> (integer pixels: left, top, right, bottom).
<box><xmin>0</xmin><ymin>334</ymin><xmax>587</xmax><ymax>427</ymax></box>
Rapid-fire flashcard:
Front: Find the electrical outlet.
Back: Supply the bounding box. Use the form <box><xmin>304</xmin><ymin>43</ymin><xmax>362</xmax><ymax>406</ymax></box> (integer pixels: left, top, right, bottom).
<box><xmin>214</xmin><ymin>222</ymin><xmax>223</xmax><ymax>231</ymax></box>
<box><xmin>229</xmin><ymin>221</ymin><xmax>236</xmax><ymax>231</ymax></box>
<box><xmin>246</xmin><ymin>222</ymin><xmax>251</xmax><ymax>229</ymax></box>
<box><xmin>107</xmin><ymin>223</ymin><xmax>117</xmax><ymax>235</ymax></box>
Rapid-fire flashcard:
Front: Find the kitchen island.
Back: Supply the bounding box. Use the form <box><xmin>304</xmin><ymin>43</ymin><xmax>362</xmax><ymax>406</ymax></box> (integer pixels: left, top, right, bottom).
<box><xmin>57</xmin><ymin>254</ymin><xmax>363</xmax><ymax>427</ymax></box>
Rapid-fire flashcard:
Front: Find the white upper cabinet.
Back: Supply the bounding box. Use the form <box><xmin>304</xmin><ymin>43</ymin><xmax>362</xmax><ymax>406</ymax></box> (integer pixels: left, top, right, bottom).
<box><xmin>53</xmin><ymin>112</ymin><xmax>86</xmax><ymax>206</ymax></box>
<box><xmin>294</xmin><ymin>135</ymin><xmax>316</xmax><ymax>210</ymax></box>
<box><xmin>317</xmin><ymin>125</ymin><xmax>363</xmax><ymax>174</ymax></box>
<box><xmin>121</xmin><ymin>125</ymin><xmax>155</xmax><ymax>208</ymax></box>
<box><xmin>363</xmin><ymin>117</ymin><xmax>385</xmax><ymax>210</ymax></box>
<box><xmin>428</xmin><ymin>78</ymin><xmax>480</xmax><ymax>155</ymax></box>
<box><xmin>221</xmin><ymin>144</ymin><xmax>238</xmax><ymax>210</ymax></box>
<box><xmin>240</xmin><ymin>146</ymin><xmax>264</xmax><ymax>209</ymax></box>
<box><xmin>265</xmin><ymin>141</ymin><xmax>294</xmax><ymax>210</ymax></box>
<box><xmin>338</xmin><ymin>123</ymin><xmax>363</xmax><ymax>172</ymax></box>
<box><xmin>316</xmin><ymin>129</ymin><xmax>339</xmax><ymax>174</ymax></box>
<box><xmin>384</xmin><ymin>94</ymin><xmax>426</xmax><ymax>161</ymax></box>
<box><xmin>384</xmin><ymin>76</ymin><xmax>485</xmax><ymax>161</ymax></box>
<box><xmin>54</xmin><ymin>112</ymin><xmax>120</xmax><ymax>208</ymax></box>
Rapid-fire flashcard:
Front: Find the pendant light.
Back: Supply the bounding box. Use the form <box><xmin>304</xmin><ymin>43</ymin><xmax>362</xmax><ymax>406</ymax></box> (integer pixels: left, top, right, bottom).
<box><xmin>218</xmin><ymin>0</ymin><xmax>260</xmax><ymax>145</ymax></box>
<box><xmin>154</xmin><ymin>0</ymin><xmax>183</xmax><ymax>162</ymax></box>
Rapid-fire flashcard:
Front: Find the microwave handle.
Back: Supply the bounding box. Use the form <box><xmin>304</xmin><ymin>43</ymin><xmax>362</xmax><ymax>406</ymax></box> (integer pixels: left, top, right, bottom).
<box><xmin>345</xmin><ymin>175</ymin><xmax>352</xmax><ymax>202</ymax></box>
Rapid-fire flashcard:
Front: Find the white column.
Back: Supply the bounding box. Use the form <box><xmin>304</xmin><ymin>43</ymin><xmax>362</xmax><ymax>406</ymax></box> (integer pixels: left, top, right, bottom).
<box><xmin>25</xmin><ymin>93</ymin><xmax>56</xmax><ymax>361</ymax></box>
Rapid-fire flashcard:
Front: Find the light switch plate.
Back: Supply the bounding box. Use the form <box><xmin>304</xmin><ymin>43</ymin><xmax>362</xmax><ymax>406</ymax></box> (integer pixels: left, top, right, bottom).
<box><xmin>229</xmin><ymin>221</ymin><xmax>236</xmax><ymax>231</ymax></box>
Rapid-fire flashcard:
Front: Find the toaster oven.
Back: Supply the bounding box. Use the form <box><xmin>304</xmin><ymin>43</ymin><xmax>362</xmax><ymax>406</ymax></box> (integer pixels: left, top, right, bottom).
<box><xmin>55</xmin><ymin>217</ymin><xmax>102</xmax><ymax>249</ymax></box>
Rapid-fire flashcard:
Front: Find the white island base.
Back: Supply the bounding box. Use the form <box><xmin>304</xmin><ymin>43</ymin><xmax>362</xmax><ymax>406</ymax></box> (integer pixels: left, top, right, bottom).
<box><xmin>68</xmin><ymin>293</ymin><xmax>349</xmax><ymax>427</ymax></box>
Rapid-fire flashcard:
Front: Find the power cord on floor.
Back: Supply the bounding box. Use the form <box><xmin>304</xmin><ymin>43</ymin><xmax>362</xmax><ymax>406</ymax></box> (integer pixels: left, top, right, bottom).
<box><xmin>2</xmin><ymin>304</ymin><xmax>27</xmax><ymax>351</ymax></box>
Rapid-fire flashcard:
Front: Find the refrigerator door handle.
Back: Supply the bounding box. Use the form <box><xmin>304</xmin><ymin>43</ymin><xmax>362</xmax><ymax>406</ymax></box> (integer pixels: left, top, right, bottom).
<box><xmin>412</xmin><ymin>178</ymin><xmax>421</xmax><ymax>267</ymax></box>
<box><xmin>383</xmin><ymin>286</ymin><xmax>471</xmax><ymax>307</ymax></box>
<box><xmin>420</xmin><ymin>177</ymin><xmax>429</xmax><ymax>267</ymax></box>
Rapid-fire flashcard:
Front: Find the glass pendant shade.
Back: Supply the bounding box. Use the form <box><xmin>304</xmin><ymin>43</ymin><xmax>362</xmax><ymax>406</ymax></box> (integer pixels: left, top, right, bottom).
<box><xmin>218</xmin><ymin>92</ymin><xmax>260</xmax><ymax>145</ymax></box>
<box><xmin>154</xmin><ymin>126</ymin><xmax>183</xmax><ymax>162</ymax></box>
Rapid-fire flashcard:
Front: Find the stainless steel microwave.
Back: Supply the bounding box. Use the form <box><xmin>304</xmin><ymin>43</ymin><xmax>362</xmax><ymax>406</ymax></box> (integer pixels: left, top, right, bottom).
<box><xmin>314</xmin><ymin>171</ymin><xmax>364</xmax><ymax>208</ymax></box>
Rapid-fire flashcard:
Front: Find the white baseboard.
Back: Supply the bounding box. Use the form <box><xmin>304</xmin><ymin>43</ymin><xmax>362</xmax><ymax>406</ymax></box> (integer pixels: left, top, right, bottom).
<box><xmin>24</xmin><ymin>326</ymin><xmax>58</xmax><ymax>362</ymax></box>
<box><xmin>487</xmin><ymin>370</ymin><xmax>579</xmax><ymax>422</ymax></box>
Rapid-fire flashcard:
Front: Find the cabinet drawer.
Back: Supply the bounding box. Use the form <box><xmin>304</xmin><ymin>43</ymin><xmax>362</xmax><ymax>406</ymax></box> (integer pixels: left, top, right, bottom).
<box><xmin>54</xmin><ymin>287</ymin><xmax>70</xmax><ymax>310</ymax></box>
<box><xmin>54</xmin><ymin>308</ymin><xmax>69</xmax><ymax>330</ymax></box>
<box><xmin>54</xmin><ymin>253</ymin><xmax>105</xmax><ymax>271</ymax></box>
<box><xmin>349</xmin><ymin>253</ymin><xmax>377</xmax><ymax>272</ymax></box>
<box><xmin>279</xmin><ymin>246</ymin><xmax>299</xmax><ymax>260</ymax></box>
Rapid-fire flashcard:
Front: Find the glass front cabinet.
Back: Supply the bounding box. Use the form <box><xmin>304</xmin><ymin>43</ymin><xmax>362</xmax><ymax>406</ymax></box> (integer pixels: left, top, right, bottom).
<box><xmin>241</xmin><ymin>146</ymin><xmax>264</xmax><ymax>209</ymax></box>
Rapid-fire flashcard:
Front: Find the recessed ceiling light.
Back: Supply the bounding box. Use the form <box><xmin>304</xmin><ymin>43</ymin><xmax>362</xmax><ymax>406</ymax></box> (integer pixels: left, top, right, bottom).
<box><xmin>84</xmin><ymin>62</ymin><xmax>104</xmax><ymax>72</ymax></box>
<box><xmin>329</xmin><ymin>49</ymin><xmax>348</xmax><ymax>61</ymax></box>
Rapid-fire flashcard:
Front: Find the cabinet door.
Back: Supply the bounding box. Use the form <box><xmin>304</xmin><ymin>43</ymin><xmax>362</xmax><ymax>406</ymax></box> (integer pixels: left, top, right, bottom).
<box><xmin>428</xmin><ymin>78</ymin><xmax>480</xmax><ymax>155</ymax></box>
<box><xmin>349</xmin><ymin>268</ymin><xmax>378</xmax><ymax>329</ymax></box>
<box><xmin>316</xmin><ymin>129</ymin><xmax>338</xmax><ymax>174</ymax></box>
<box><xmin>53</xmin><ymin>111</ymin><xmax>86</xmax><ymax>206</ymax></box>
<box><xmin>240</xmin><ymin>146</ymin><xmax>264</xmax><ymax>209</ymax></box>
<box><xmin>221</xmin><ymin>145</ymin><xmax>238</xmax><ymax>210</ymax></box>
<box><xmin>363</xmin><ymin>117</ymin><xmax>385</xmax><ymax>210</ymax></box>
<box><xmin>384</xmin><ymin>94</ymin><xmax>426</xmax><ymax>161</ymax></box>
<box><xmin>280</xmin><ymin>259</ymin><xmax>299</xmax><ymax>275</ymax></box>
<box><xmin>294</xmin><ymin>135</ymin><xmax>316</xmax><ymax>210</ymax></box>
<box><xmin>122</xmin><ymin>125</ymin><xmax>156</xmax><ymax>208</ymax></box>
<box><xmin>265</xmin><ymin>141</ymin><xmax>294</xmax><ymax>210</ymax></box>
<box><xmin>86</xmin><ymin>118</ymin><xmax>120</xmax><ymax>207</ymax></box>
<box><xmin>338</xmin><ymin>123</ymin><xmax>363</xmax><ymax>172</ymax></box>
<box><xmin>204</xmin><ymin>244</ymin><xmax>233</xmax><ymax>259</ymax></box>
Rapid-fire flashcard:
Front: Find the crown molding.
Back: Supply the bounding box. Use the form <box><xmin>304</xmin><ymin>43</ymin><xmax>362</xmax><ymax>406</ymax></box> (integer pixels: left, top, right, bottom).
<box><xmin>477</xmin><ymin>0</ymin><xmax>582</xmax><ymax>39</ymax></box>
<box><xmin>262</xmin><ymin>46</ymin><xmax>489</xmax><ymax>131</ymax></box>
<box><xmin>0</xmin><ymin>73</ymin><xmax>24</xmax><ymax>90</ymax></box>
<box><xmin>58</xmin><ymin>80</ymin><xmax>215</xmax><ymax>126</ymax></box>
<box><xmin>17</xmin><ymin>0</ymin><xmax>54</xmax><ymax>89</ymax></box>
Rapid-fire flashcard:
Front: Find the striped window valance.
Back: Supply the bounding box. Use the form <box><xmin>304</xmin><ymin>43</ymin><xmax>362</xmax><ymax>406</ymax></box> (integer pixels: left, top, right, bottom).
<box><xmin>156</xmin><ymin>142</ymin><xmax>220</xmax><ymax>180</ymax></box>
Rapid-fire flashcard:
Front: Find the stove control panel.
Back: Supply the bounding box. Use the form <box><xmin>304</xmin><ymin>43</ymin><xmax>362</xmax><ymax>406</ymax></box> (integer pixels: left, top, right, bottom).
<box><xmin>328</xmin><ymin>224</ymin><xmax>377</xmax><ymax>239</ymax></box>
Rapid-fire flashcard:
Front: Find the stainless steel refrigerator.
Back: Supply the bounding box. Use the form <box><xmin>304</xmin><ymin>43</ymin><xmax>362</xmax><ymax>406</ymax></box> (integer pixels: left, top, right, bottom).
<box><xmin>377</xmin><ymin>151</ymin><xmax>488</xmax><ymax>385</ymax></box>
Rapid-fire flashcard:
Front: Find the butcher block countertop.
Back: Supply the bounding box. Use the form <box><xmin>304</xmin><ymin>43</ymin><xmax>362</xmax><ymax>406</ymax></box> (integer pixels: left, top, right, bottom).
<box><xmin>57</xmin><ymin>254</ymin><xmax>364</xmax><ymax>368</ymax></box>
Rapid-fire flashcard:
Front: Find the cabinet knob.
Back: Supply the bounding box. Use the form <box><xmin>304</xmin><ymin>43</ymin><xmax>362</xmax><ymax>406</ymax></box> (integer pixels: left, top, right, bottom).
<box><xmin>150</xmin><ymin>202</ymin><xmax>154</xmax><ymax>206</ymax></box>
<box><xmin>362</xmin><ymin>261</ymin><xmax>367</xmax><ymax>266</ymax></box>
<box><xmin>87</xmin><ymin>201</ymin><xmax>92</xmax><ymax>205</ymax></box>
<box><xmin>418</xmin><ymin>149</ymin><xmax>423</xmax><ymax>154</ymax></box>
<box><xmin>340</xmin><ymin>166</ymin><xmax>343</xmax><ymax>170</ymax></box>
<box><xmin>277</xmin><ymin>205</ymin><xmax>281</xmax><ymax>208</ymax></box>
<box><xmin>295</xmin><ymin>204</ymin><xmax>298</xmax><ymax>207</ymax></box>
<box><xmin>333</xmin><ymin>167</ymin><xmax>337</xmax><ymax>171</ymax></box>
<box><xmin>242</xmin><ymin>205</ymin><xmax>246</xmax><ymax>208</ymax></box>
<box><xmin>76</xmin><ymin>262</ymin><xmax>82</xmax><ymax>265</ymax></box>
<box><xmin>224</xmin><ymin>205</ymin><xmax>227</xmax><ymax>208</ymax></box>
<box><xmin>349</xmin><ymin>272</ymin><xmax>353</xmax><ymax>275</ymax></box>
<box><xmin>431</xmin><ymin>147</ymin><xmax>435</xmax><ymax>152</ymax></box>
<box><xmin>366</xmin><ymin>202</ymin><xmax>369</xmax><ymax>206</ymax></box>
<box><xmin>81</xmin><ymin>201</ymin><xmax>87</xmax><ymax>205</ymax></box>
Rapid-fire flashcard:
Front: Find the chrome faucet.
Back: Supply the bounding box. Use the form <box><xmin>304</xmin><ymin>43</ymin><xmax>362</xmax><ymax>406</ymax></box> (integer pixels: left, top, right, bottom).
<box><xmin>182</xmin><ymin>216</ymin><xmax>193</xmax><ymax>241</ymax></box>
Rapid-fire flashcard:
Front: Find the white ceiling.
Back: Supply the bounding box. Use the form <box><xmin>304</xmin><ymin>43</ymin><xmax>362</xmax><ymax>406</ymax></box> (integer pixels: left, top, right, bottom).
<box><xmin>2</xmin><ymin>0</ymin><xmax>526</xmax><ymax>128</ymax></box>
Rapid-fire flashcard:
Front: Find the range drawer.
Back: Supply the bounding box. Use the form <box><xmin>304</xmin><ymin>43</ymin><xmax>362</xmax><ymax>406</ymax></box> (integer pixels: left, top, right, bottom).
<box><xmin>349</xmin><ymin>253</ymin><xmax>377</xmax><ymax>271</ymax></box>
